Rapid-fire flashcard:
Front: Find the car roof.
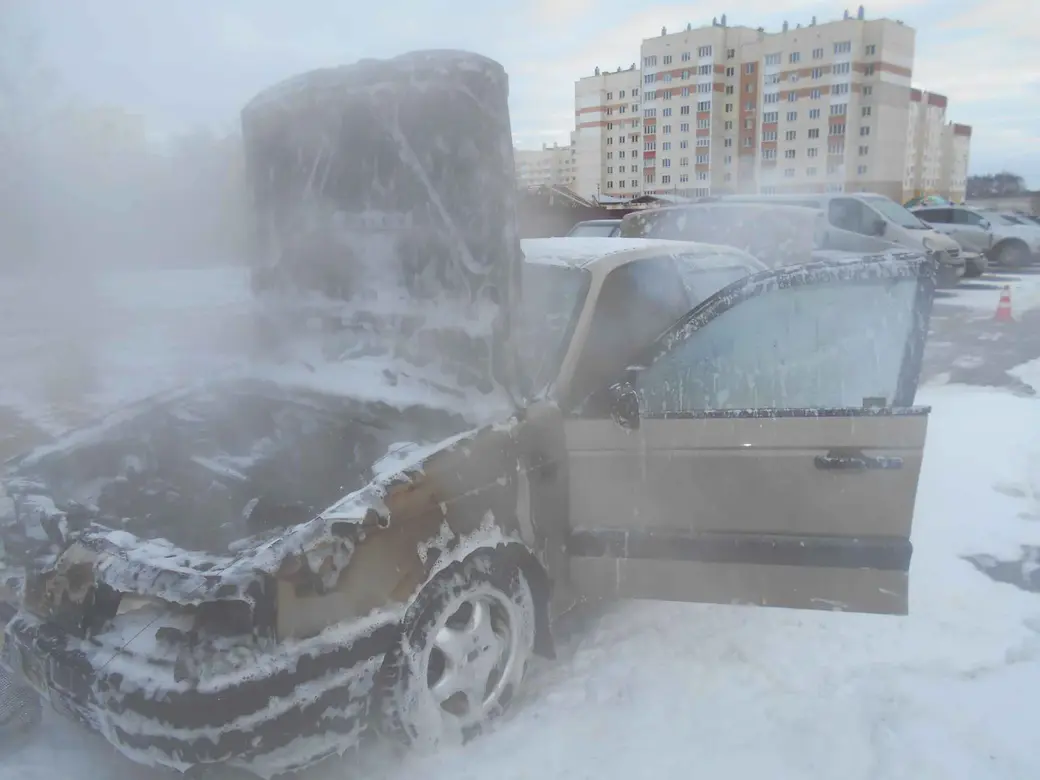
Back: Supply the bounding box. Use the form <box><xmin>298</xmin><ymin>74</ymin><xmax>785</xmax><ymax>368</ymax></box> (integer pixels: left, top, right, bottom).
<box><xmin>520</xmin><ymin>236</ymin><xmax>765</xmax><ymax>274</ymax></box>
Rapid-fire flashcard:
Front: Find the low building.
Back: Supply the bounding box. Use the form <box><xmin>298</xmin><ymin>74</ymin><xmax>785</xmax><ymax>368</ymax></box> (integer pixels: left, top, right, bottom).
<box><xmin>514</xmin><ymin>142</ymin><xmax>577</xmax><ymax>189</ymax></box>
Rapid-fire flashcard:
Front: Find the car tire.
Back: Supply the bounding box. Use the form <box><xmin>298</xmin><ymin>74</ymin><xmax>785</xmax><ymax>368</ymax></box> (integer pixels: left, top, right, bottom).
<box><xmin>995</xmin><ymin>240</ymin><xmax>1029</xmax><ymax>268</ymax></box>
<box><xmin>376</xmin><ymin>549</ymin><xmax>537</xmax><ymax>749</ymax></box>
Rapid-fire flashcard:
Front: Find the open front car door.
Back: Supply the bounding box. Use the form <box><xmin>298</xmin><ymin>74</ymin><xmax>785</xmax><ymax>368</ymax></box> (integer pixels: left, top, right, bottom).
<box><xmin>563</xmin><ymin>251</ymin><xmax>936</xmax><ymax>615</ymax></box>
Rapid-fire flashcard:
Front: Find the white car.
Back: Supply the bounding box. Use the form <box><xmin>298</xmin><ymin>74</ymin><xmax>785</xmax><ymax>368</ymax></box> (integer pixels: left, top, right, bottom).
<box><xmin>976</xmin><ymin>210</ymin><xmax>1040</xmax><ymax>267</ymax></box>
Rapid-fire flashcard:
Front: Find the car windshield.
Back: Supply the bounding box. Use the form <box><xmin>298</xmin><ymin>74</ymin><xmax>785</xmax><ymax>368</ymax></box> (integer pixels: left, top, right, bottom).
<box><xmin>569</xmin><ymin>222</ymin><xmax>619</xmax><ymax>237</ymax></box>
<box><xmin>516</xmin><ymin>262</ymin><xmax>589</xmax><ymax>394</ymax></box>
<box><xmin>861</xmin><ymin>195</ymin><xmax>929</xmax><ymax>229</ymax></box>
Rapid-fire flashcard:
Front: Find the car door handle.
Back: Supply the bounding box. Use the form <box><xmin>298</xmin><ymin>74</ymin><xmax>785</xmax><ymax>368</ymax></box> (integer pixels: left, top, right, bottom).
<box><xmin>814</xmin><ymin>451</ymin><xmax>904</xmax><ymax>471</ymax></box>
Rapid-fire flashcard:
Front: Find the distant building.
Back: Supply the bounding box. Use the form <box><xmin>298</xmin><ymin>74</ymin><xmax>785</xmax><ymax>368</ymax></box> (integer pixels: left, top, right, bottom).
<box><xmin>569</xmin><ymin>13</ymin><xmax>971</xmax><ymax>203</ymax></box>
<box><xmin>514</xmin><ymin>142</ymin><xmax>577</xmax><ymax>189</ymax></box>
<box><xmin>903</xmin><ymin>90</ymin><xmax>972</xmax><ymax>203</ymax></box>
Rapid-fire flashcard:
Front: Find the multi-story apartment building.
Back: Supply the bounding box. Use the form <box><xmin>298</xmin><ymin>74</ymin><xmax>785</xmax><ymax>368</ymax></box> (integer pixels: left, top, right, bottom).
<box><xmin>904</xmin><ymin>89</ymin><xmax>972</xmax><ymax>202</ymax></box>
<box><xmin>514</xmin><ymin>142</ymin><xmax>577</xmax><ymax>188</ymax></box>
<box><xmin>571</xmin><ymin>12</ymin><xmax>968</xmax><ymax>202</ymax></box>
<box><xmin>573</xmin><ymin>64</ymin><xmax>643</xmax><ymax>200</ymax></box>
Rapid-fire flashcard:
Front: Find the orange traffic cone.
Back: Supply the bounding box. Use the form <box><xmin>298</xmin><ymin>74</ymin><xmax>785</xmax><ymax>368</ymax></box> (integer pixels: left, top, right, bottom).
<box><xmin>995</xmin><ymin>285</ymin><xmax>1014</xmax><ymax>322</ymax></box>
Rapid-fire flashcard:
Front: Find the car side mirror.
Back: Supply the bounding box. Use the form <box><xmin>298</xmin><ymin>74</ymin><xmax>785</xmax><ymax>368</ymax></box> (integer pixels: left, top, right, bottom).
<box><xmin>609</xmin><ymin>381</ymin><xmax>640</xmax><ymax>431</ymax></box>
<box><xmin>872</xmin><ymin>218</ymin><xmax>887</xmax><ymax>237</ymax></box>
<box><xmin>979</xmin><ymin>219</ymin><xmax>991</xmax><ymax>230</ymax></box>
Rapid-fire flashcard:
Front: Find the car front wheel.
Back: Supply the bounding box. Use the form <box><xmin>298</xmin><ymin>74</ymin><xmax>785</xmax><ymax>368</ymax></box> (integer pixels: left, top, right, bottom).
<box><xmin>995</xmin><ymin>240</ymin><xmax>1030</xmax><ymax>268</ymax></box>
<box><xmin>376</xmin><ymin>549</ymin><xmax>537</xmax><ymax>749</ymax></box>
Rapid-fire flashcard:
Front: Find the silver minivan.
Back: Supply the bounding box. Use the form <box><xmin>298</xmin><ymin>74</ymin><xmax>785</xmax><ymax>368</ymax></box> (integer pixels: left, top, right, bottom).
<box><xmin>708</xmin><ymin>193</ymin><xmax>968</xmax><ymax>287</ymax></box>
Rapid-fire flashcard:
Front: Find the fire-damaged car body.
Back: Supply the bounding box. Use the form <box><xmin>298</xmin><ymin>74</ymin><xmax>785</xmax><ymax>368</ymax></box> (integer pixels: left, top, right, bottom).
<box><xmin>2</xmin><ymin>239</ymin><xmax>937</xmax><ymax>777</ymax></box>
<box><xmin>1</xmin><ymin>48</ymin><xmax>938</xmax><ymax>780</ymax></box>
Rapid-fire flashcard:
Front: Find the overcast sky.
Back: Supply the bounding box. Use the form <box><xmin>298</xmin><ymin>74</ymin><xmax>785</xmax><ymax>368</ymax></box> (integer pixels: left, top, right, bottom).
<box><xmin>20</xmin><ymin>0</ymin><xmax>1040</xmax><ymax>185</ymax></box>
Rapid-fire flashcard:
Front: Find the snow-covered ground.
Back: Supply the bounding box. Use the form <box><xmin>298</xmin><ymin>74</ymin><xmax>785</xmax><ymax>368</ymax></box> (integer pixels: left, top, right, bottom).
<box><xmin>3</xmin><ymin>357</ymin><xmax>1040</xmax><ymax>779</ymax></box>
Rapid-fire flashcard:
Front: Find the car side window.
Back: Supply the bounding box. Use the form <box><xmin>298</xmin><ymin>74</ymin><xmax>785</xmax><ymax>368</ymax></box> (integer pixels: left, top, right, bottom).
<box><xmin>567</xmin><ymin>256</ymin><xmax>691</xmax><ymax>409</ymax></box>
<box><xmin>918</xmin><ymin>208</ymin><xmax>952</xmax><ymax>223</ymax></box>
<box><xmin>952</xmin><ymin>209</ymin><xmax>983</xmax><ymax>227</ymax></box>
<box><xmin>634</xmin><ymin>276</ymin><xmax>919</xmax><ymax>414</ymax></box>
<box><xmin>827</xmin><ymin>198</ymin><xmax>875</xmax><ymax>235</ymax></box>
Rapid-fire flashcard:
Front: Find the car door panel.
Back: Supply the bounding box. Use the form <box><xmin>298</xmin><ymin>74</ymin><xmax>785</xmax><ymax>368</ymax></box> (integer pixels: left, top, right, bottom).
<box><xmin>564</xmin><ymin>252</ymin><xmax>935</xmax><ymax>616</ymax></box>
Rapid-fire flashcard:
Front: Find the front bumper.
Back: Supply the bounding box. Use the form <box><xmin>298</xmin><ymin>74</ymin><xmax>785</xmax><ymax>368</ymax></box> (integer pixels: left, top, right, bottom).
<box><xmin>964</xmin><ymin>251</ymin><xmax>988</xmax><ymax>275</ymax></box>
<box><xmin>935</xmin><ymin>253</ymin><xmax>967</xmax><ymax>287</ymax></box>
<box><xmin>1</xmin><ymin>606</ymin><xmax>400</xmax><ymax>777</ymax></box>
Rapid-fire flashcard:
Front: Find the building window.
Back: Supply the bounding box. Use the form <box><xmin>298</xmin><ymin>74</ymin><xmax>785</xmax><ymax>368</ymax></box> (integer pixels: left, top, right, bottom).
<box><xmin>680</xmin><ymin>156</ymin><xmax>689</xmax><ymax>166</ymax></box>
<box><xmin>807</xmin><ymin>147</ymin><xmax>819</xmax><ymax>157</ymax></box>
<box><xmin>663</xmin><ymin>55</ymin><xmax>673</xmax><ymax>65</ymax></box>
<box><xmin>762</xmin><ymin>149</ymin><xmax>777</xmax><ymax>160</ymax></box>
<box><xmin>864</xmin><ymin>64</ymin><xmax>876</xmax><ymax>76</ymax></box>
<box><xmin>810</xmin><ymin>89</ymin><xmax>821</xmax><ymax>99</ymax></box>
<box><xmin>681</xmin><ymin>87</ymin><xmax>690</xmax><ymax>97</ymax></box>
<box><xmin>680</xmin><ymin>173</ymin><xmax>689</xmax><ymax>183</ymax></box>
<box><xmin>828</xmin><ymin>142</ymin><xmax>844</xmax><ymax>155</ymax></box>
<box><xmin>680</xmin><ymin>122</ymin><xmax>690</xmax><ymax>132</ymax></box>
<box><xmin>743</xmin><ymin>137</ymin><xmax>753</xmax><ymax>147</ymax></box>
<box><xmin>681</xmin><ymin>52</ymin><xmax>691</xmax><ymax>62</ymax></box>
<box><xmin>744</xmin><ymin>118</ymin><xmax>754</xmax><ymax>129</ymax></box>
<box><xmin>745</xmin><ymin>62</ymin><xmax>756</xmax><ymax>74</ymax></box>
<box><xmin>808</xmin><ymin>128</ymin><xmax>820</xmax><ymax>139</ymax></box>
<box><xmin>859</xmin><ymin>145</ymin><xmax>869</xmax><ymax>155</ymax></box>
<box><xmin>724</xmin><ymin>120</ymin><xmax>733</xmax><ymax>130</ymax></box>
<box><xmin>661</xmin><ymin>174</ymin><xmax>671</xmax><ymax>183</ymax></box>
<box><xmin>833</xmin><ymin>62</ymin><xmax>851</xmax><ymax>76</ymax></box>
<box><xmin>807</xmin><ymin>166</ymin><xmax>817</xmax><ymax>176</ymax></box>
<box><xmin>697</xmin><ymin>101</ymin><xmax>711</xmax><ymax>111</ymax></box>
<box><xmin>698</xmin><ymin>64</ymin><xmax>712</xmax><ymax>75</ymax></box>
<box><xmin>765</xmin><ymin>53</ymin><xmax>781</xmax><ymax>65</ymax></box>
<box><xmin>787</xmin><ymin>111</ymin><xmax>797</xmax><ymax>121</ymax></box>
<box><xmin>680</xmin><ymin>105</ymin><xmax>691</xmax><ymax>115</ymax></box>
<box><xmin>857</xmin><ymin>165</ymin><xmax>867</xmax><ymax>174</ymax></box>
<box><xmin>834</xmin><ymin>41</ymin><xmax>851</xmax><ymax>54</ymax></box>
<box><xmin>762</xmin><ymin>130</ymin><xmax>777</xmax><ymax>141</ymax></box>
<box><xmin>744</xmin><ymin>101</ymin><xmax>754</xmax><ymax>111</ymax></box>
<box><xmin>765</xmin><ymin>73</ymin><xmax>781</xmax><ymax>85</ymax></box>
<box><xmin>832</xmin><ymin>83</ymin><xmax>849</xmax><ymax>95</ymax></box>
<box><xmin>862</xmin><ymin>86</ymin><xmax>873</xmax><ymax>96</ymax></box>
<box><xmin>811</xmin><ymin>67</ymin><xmax>823</xmax><ymax>80</ymax></box>
<box><xmin>663</xmin><ymin>108</ymin><xmax>673</xmax><ymax>117</ymax></box>
<box><xmin>812</xmin><ymin>47</ymin><xmax>824</xmax><ymax>59</ymax></box>
<box><xmin>661</xmin><ymin>158</ymin><xmax>671</xmax><ymax>167</ymax></box>
<box><xmin>696</xmin><ymin>171</ymin><xmax>708</xmax><ymax>181</ymax></box>
<box><xmin>662</xmin><ymin>141</ymin><xmax>672</xmax><ymax>151</ymax></box>
<box><xmin>696</xmin><ymin>154</ymin><xmax>710</xmax><ymax>164</ymax></box>
<box><xmin>725</xmin><ymin>66</ymin><xmax>735</xmax><ymax>77</ymax></box>
<box><xmin>727</xmin><ymin>48</ymin><xmax>735</xmax><ymax>59</ymax></box>
<box><xmin>764</xmin><ymin>93</ymin><xmax>780</xmax><ymax>104</ymax></box>
<box><xmin>790</xmin><ymin>52</ymin><xmax>801</xmax><ymax>63</ymax></box>
<box><xmin>644</xmin><ymin>74</ymin><xmax>655</xmax><ymax>85</ymax></box>
<box><xmin>865</xmin><ymin>44</ymin><xmax>876</xmax><ymax>56</ymax></box>
<box><xmin>724</xmin><ymin>138</ymin><xmax>733</xmax><ymax>147</ymax></box>
<box><xmin>860</xmin><ymin>126</ymin><xmax>870</xmax><ymax>136</ymax></box>
<box><xmin>785</xmin><ymin>130</ymin><xmax>796</xmax><ymax>140</ymax></box>
<box><xmin>606</xmin><ymin>152</ymin><xmax>613</xmax><ymax>160</ymax></box>
<box><xmin>787</xmin><ymin>92</ymin><xmax>797</xmax><ymax>102</ymax></box>
<box><xmin>809</xmin><ymin>108</ymin><xmax>821</xmax><ymax>119</ymax></box>
<box><xmin>696</xmin><ymin>138</ymin><xmax>709</xmax><ymax>147</ymax></box>
<box><xmin>698</xmin><ymin>119</ymin><xmax>710</xmax><ymax>129</ymax></box>
<box><xmin>606</xmin><ymin>137</ymin><xmax>613</xmax><ymax>145</ymax></box>
<box><xmin>830</xmin><ymin>103</ymin><xmax>847</xmax><ymax>116</ymax></box>
<box><xmin>726</xmin><ymin>84</ymin><xmax>734</xmax><ymax>94</ymax></box>
<box><xmin>784</xmin><ymin>168</ymin><xmax>795</xmax><ymax>177</ymax></box>
<box><xmin>698</xmin><ymin>45</ymin><xmax>713</xmax><ymax>57</ymax></box>
<box><xmin>829</xmin><ymin>124</ymin><xmax>846</xmax><ymax>136</ymax></box>
<box><xmin>763</xmin><ymin>112</ymin><xmax>778</xmax><ymax>123</ymax></box>
<box><xmin>644</xmin><ymin>56</ymin><xmax>657</xmax><ymax>67</ymax></box>
<box><xmin>784</xmin><ymin>149</ymin><xmax>796</xmax><ymax>159</ymax></box>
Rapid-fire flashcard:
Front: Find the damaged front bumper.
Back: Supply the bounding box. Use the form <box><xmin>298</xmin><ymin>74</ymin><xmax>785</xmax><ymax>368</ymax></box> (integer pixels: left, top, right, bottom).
<box><xmin>0</xmin><ymin>603</ymin><xmax>401</xmax><ymax>777</ymax></box>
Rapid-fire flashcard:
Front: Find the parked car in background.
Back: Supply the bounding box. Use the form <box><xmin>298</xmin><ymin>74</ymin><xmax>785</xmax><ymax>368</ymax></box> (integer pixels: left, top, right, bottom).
<box><xmin>665</xmin><ymin>193</ymin><xmax>966</xmax><ymax>287</ymax></box>
<box><xmin>973</xmin><ymin>210</ymin><xmax>1040</xmax><ymax>267</ymax></box>
<box><xmin>2</xmin><ymin>238</ymin><xmax>936</xmax><ymax>779</ymax></box>
<box><xmin>565</xmin><ymin>219</ymin><xmax>622</xmax><ymax>238</ymax></box>
<box><xmin>909</xmin><ymin>204</ymin><xmax>992</xmax><ymax>277</ymax></box>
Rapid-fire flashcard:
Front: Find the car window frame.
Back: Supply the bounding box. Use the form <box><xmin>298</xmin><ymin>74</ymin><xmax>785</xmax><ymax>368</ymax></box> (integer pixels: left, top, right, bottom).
<box><xmin>917</xmin><ymin>207</ymin><xmax>953</xmax><ymax>224</ymax></box>
<box><xmin>604</xmin><ymin>251</ymin><xmax>936</xmax><ymax>417</ymax></box>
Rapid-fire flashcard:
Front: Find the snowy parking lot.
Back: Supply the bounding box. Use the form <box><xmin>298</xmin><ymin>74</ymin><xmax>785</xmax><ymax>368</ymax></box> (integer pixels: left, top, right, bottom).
<box><xmin>3</xmin><ymin>261</ymin><xmax>1040</xmax><ymax>780</ymax></box>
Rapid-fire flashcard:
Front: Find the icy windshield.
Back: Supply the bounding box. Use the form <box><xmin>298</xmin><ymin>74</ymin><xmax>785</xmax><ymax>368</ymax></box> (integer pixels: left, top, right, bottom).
<box><xmin>517</xmin><ymin>262</ymin><xmax>589</xmax><ymax>394</ymax></box>
<box><xmin>862</xmin><ymin>195</ymin><xmax>929</xmax><ymax>229</ymax></box>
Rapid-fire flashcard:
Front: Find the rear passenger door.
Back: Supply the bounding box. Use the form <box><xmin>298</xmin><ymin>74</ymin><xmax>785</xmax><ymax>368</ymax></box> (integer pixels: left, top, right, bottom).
<box><xmin>565</xmin><ymin>254</ymin><xmax>935</xmax><ymax>615</ymax></box>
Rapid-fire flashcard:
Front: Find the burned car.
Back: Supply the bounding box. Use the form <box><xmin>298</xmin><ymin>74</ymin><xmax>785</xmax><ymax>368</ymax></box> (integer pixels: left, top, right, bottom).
<box><xmin>1</xmin><ymin>50</ymin><xmax>938</xmax><ymax>780</ymax></box>
<box><xmin>1</xmin><ymin>237</ymin><xmax>937</xmax><ymax>777</ymax></box>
